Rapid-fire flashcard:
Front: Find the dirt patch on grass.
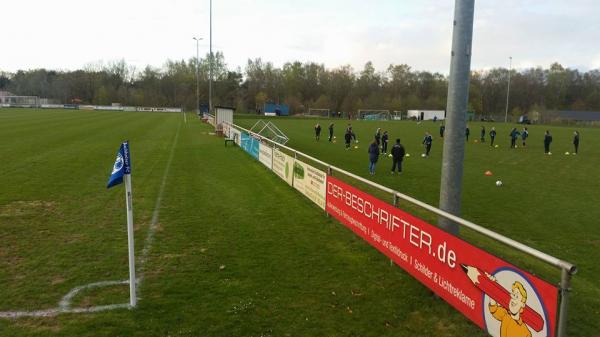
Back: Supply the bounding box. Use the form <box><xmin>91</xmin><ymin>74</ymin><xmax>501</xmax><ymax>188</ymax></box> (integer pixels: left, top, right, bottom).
<box><xmin>71</xmin><ymin>284</ymin><xmax>129</xmax><ymax>308</ymax></box>
<box><xmin>0</xmin><ymin>248</ymin><xmax>25</xmax><ymax>280</ymax></box>
<box><xmin>13</xmin><ymin>318</ymin><xmax>62</xmax><ymax>333</ymax></box>
<box><xmin>51</xmin><ymin>276</ymin><xmax>66</xmax><ymax>285</ymax></box>
<box><xmin>134</xmin><ymin>222</ymin><xmax>163</xmax><ymax>232</ymax></box>
<box><xmin>162</xmin><ymin>253</ymin><xmax>184</xmax><ymax>259</ymax></box>
<box><xmin>0</xmin><ymin>200</ymin><xmax>57</xmax><ymax>217</ymax></box>
<box><xmin>435</xmin><ymin>320</ymin><xmax>458</xmax><ymax>334</ymax></box>
<box><xmin>405</xmin><ymin>310</ymin><xmax>426</xmax><ymax>326</ymax></box>
<box><xmin>586</xmin><ymin>239</ymin><xmax>600</xmax><ymax>247</ymax></box>
<box><xmin>64</xmin><ymin>234</ymin><xmax>87</xmax><ymax>244</ymax></box>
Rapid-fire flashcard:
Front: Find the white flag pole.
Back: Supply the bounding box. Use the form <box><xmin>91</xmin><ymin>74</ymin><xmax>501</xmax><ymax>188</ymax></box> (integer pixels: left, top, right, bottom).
<box><xmin>124</xmin><ymin>173</ymin><xmax>137</xmax><ymax>307</ymax></box>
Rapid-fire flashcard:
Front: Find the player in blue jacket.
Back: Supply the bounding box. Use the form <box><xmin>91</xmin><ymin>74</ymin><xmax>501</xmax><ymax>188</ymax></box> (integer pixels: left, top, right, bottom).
<box><xmin>368</xmin><ymin>139</ymin><xmax>380</xmax><ymax>175</ymax></box>
<box><xmin>510</xmin><ymin>128</ymin><xmax>521</xmax><ymax>148</ymax></box>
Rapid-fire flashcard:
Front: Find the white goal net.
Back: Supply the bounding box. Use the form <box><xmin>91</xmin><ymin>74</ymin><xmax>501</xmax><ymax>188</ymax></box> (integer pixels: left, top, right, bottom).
<box><xmin>306</xmin><ymin>108</ymin><xmax>331</xmax><ymax>118</ymax></box>
<box><xmin>0</xmin><ymin>96</ymin><xmax>39</xmax><ymax>108</ymax></box>
<box><xmin>358</xmin><ymin>110</ymin><xmax>391</xmax><ymax>121</ymax></box>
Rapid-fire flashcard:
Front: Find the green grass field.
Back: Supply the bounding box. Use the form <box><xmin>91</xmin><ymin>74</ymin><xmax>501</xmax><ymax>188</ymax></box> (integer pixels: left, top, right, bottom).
<box><xmin>0</xmin><ymin>108</ymin><xmax>598</xmax><ymax>336</ymax></box>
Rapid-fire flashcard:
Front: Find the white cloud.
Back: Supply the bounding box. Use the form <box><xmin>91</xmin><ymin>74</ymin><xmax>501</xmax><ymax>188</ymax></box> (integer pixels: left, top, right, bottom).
<box><xmin>1</xmin><ymin>0</ymin><xmax>598</xmax><ymax>73</ymax></box>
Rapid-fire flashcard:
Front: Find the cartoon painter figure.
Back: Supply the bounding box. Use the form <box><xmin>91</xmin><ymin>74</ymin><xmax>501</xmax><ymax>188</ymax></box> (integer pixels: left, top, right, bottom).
<box><xmin>487</xmin><ymin>274</ymin><xmax>532</xmax><ymax>337</ymax></box>
<box><xmin>460</xmin><ymin>264</ymin><xmax>545</xmax><ymax>337</ymax></box>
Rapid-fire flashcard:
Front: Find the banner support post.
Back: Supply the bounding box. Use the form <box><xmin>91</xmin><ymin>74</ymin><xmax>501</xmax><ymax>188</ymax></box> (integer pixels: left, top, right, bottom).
<box><xmin>325</xmin><ymin>166</ymin><xmax>332</xmax><ymax>217</ymax></box>
<box><xmin>124</xmin><ymin>173</ymin><xmax>137</xmax><ymax>307</ymax></box>
<box><xmin>391</xmin><ymin>193</ymin><xmax>399</xmax><ymax>266</ymax></box>
<box><xmin>557</xmin><ymin>268</ymin><xmax>572</xmax><ymax>337</ymax></box>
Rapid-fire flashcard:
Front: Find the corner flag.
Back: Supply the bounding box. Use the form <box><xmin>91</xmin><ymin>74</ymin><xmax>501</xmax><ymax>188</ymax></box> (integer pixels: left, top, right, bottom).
<box><xmin>107</xmin><ymin>141</ymin><xmax>131</xmax><ymax>188</ymax></box>
<box><xmin>106</xmin><ymin>141</ymin><xmax>137</xmax><ymax>307</ymax></box>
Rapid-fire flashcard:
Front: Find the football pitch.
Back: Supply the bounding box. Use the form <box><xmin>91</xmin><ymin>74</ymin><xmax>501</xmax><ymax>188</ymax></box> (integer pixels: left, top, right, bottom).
<box><xmin>0</xmin><ymin>109</ymin><xmax>598</xmax><ymax>336</ymax></box>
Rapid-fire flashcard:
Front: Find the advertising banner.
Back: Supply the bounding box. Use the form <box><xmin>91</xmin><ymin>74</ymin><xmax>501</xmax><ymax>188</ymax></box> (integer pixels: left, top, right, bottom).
<box><xmin>292</xmin><ymin>159</ymin><xmax>326</xmax><ymax>210</ymax></box>
<box><xmin>230</xmin><ymin>127</ymin><xmax>241</xmax><ymax>146</ymax></box>
<box><xmin>326</xmin><ymin>176</ymin><xmax>558</xmax><ymax>337</ymax></box>
<box><xmin>272</xmin><ymin>149</ymin><xmax>294</xmax><ymax>186</ymax></box>
<box><xmin>240</xmin><ymin>132</ymin><xmax>259</xmax><ymax>160</ymax></box>
<box><xmin>222</xmin><ymin>123</ymin><xmax>230</xmax><ymax>138</ymax></box>
<box><xmin>259</xmin><ymin>141</ymin><xmax>273</xmax><ymax>169</ymax></box>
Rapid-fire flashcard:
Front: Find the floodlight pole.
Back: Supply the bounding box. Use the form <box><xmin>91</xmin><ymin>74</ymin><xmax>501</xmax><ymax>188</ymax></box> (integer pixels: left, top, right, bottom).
<box><xmin>438</xmin><ymin>0</ymin><xmax>475</xmax><ymax>235</ymax></box>
<box><xmin>504</xmin><ymin>56</ymin><xmax>512</xmax><ymax>123</ymax></box>
<box><xmin>209</xmin><ymin>0</ymin><xmax>213</xmax><ymax>114</ymax></box>
<box><xmin>193</xmin><ymin>37</ymin><xmax>203</xmax><ymax>115</ymax></box>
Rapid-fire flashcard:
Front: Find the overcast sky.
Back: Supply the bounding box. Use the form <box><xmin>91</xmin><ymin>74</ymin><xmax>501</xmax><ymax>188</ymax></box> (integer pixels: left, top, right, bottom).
<box><xmin>2</xmin><ymin>0</ymin><xmax>600</xmax><ymax>74</ymax></box>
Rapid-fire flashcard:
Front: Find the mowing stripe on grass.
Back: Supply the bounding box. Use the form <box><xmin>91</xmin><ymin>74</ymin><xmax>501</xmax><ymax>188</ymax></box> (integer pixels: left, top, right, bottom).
<box><xmin>0</xmin><ymin>121</ymin><xmax>182</xmax><ymax>319</ymax></box>
<box><xmin>138</xmin><ymin>120</ymin><xmax>182</xmax><ymax>287</ymax></box>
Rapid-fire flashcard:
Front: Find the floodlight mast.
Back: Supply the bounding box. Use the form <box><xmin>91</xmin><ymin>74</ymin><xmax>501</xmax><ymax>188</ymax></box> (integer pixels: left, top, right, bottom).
<box><xmin>504</xmin><ymin>56</ymin><xmax>512</xmax><ymax>123</ymax></box>
<box><xmin>193</xmin><ymin>37</ymin><xmax>203</xmax><ymax>115</ymax></box>
<box><xmin>209</xmin><ymin>0</ymin><xmax>213</xmax><ymax>115</ymax></box>
<box><xmin>438</xmin><ymin>0</ymin><xmax>475</xmax><ymax>235</ymax></box>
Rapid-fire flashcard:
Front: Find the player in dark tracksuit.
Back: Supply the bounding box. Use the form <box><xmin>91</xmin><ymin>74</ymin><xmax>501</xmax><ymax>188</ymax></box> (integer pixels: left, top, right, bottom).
<box><xmin>391</xmin><ymin>139</ymin><xmax>406</xmax><ymax>174</ymax></box>
<box><xmin>347</xmin><ymin>124</ymin><xmax>357</xmax><ymax>142</ymax></box>
<box><xmin>510</xmin><ymin>128</ymin><xmax>520</xmax><ymax>148</ymax></box>
<box><xmin>490</xmin><ymin>127</ymin><xmax>497</xmax><ymax>146</ymax></box>
<box><xmin>381</xmin><ymin>131</ymin><xmax>389</xmax><ymax>154</ymax></box>
<box><xmin>465</xmin><ymin>127</ymin><xmax>470</xmax><ymax>141</ymax></box>
<box><xmin>375</xmin><ymin>128</ymin><xmax>382</xmax><ymax>147</ymax></box>
<box><xmin>423</xmin><ymin>132</ymin><xmax>433</xmax><ymax>156</ymax></box>
<box><xmin>368</xmin><ymin>140</ymin><xmax>379</xmax><ymax>175</ymax></box>
<box><xmin>440</xmin><ymin>124</ymin><xmax>445</xmax><ymax>138</ymax></box>
<box><xmin>314</xmin><ymin>124</ymin><xmax>321</xmax><ymax>141</ymax></box>
<box><xmin>544</xmin><ymin>130</ymin><xmax>553</xmax><ymax>154</ymax></box>
<box><xmin>573</xmin><ymin>131</ymin><xmax>580</xmax><ymax>154</ymax></box>
<box><xmin>328</xmin><ymin>123</ymin><xmax>334</xmax><ymax>142</ymax></box>
<box><xmin>521</xmin><ymin>127</ymin><xmax>529</xmax><ymax>147</ymax></box>
<box><xmin>344</xmin><ymin>128</ymin><xmax>352</xmax><ymax>149</ymax></box>
<box><xmin>480</xmin><ymin>126</ymin><xmax>486</xmax><ymax>143</ymax></box>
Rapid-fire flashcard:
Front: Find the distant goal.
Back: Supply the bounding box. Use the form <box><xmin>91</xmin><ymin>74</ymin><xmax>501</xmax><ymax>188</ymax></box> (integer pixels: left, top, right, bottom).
<box><xmin>0</xmin><ymin>96</ymin><xmax>40</xmax><ymax>108</ymax></box>
<box><xmin>306</xmin><ymin>108</ymin><xmax>331</xmax><ymax>118</ymax></box>
<box><xmin>358</xmin><ymin>109</ymin><xmax>391</xmax><ymax>121</ymax></box>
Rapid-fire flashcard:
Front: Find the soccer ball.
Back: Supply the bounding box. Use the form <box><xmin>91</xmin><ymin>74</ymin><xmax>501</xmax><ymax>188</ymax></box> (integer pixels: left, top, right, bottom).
<box><xmin>421</xmin><ymin>154</ymin><xmax>426</xmax><ymax>158</ymax></box>
<box><xmin>495</xmin><ymin>145</ymin><xmax>499</xmax><ymax>148</ymax></box>
<box><xmin>565</xmin><ymin>152</ymin><xmax>570</xmax><ymax>155</ymax></box>
<box><xmin>548</xmin><ymin>152</ymin><xmax>552</xmax><ymax>155</ymax></box>
<box><xmin>405</xmin><ymin>153</ymin><xmax>410</xmax><ymax>157</ymax></box>
<box><xmin>354</xmin><ymin>146</ymin><xmax>358</xmax><ymax>149</ymax></box>
<box><xmin>496</xmin><ymin>180</ymin><xmax>503</xmax><ymax>187</ymax></box>
<box><xmin>388</xmin><ymin>154</ymin><xmax>392</xmax><ymax>157</ymax></box>
<box><xmin>333</xmin><ymin>136</ymin><xmax>337</xmax><ymax>139</ymax></box>
<box><xmin>355</xmin><ymin>140</ymin><xmax>359</xmax><ymax>144</ymax></box>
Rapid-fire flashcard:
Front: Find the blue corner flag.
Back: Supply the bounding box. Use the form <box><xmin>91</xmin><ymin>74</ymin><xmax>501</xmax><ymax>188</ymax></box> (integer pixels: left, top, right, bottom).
<box><xmin>107</xmin><ymin>141</ymin><xmax>131</xmax><ymax>188</ymax></box>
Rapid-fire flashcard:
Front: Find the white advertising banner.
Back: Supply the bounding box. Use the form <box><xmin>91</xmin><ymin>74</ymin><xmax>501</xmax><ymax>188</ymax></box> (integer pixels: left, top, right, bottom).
<box><xmin>292</xmin><ymin>159</ymin><xmax>327</xmax><ymax>210</ymax></box>
<box><xmin>259</xmin><ymin>141</ymin><xmax>273</xmax><ymax>169</ymax></box>
<box><xmin>230</xmin><ymin>127</ymin><xmax>242</xmax><ymax>145</ymax></box>
<box><xmin>272</xmin><ymin>149</ymin><xmax>294</xmax><ymax>186</ymax></box>
<box><xmin>222</xmin><ymin>123</ymin><xmax>231</xmax><ymax>138</ymax></box>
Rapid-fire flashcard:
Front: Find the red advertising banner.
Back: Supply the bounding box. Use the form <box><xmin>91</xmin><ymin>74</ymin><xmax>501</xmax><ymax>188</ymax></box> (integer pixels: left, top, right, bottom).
<box><xmin>326</xmin><ymin>176</ymin><xmax>558</xmax><ymax>337</ymax></box>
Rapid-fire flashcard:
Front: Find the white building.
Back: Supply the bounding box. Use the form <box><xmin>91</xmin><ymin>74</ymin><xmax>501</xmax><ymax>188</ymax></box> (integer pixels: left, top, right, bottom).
<box><xmin>215</xmin><ymin>106</ymin><xmax>235</xmax><ymax>132</ymax></box>
<box><xmin>407</xmin><ymin>110</ymin><xmax>446</xmax><ymax>121</ymax></box>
